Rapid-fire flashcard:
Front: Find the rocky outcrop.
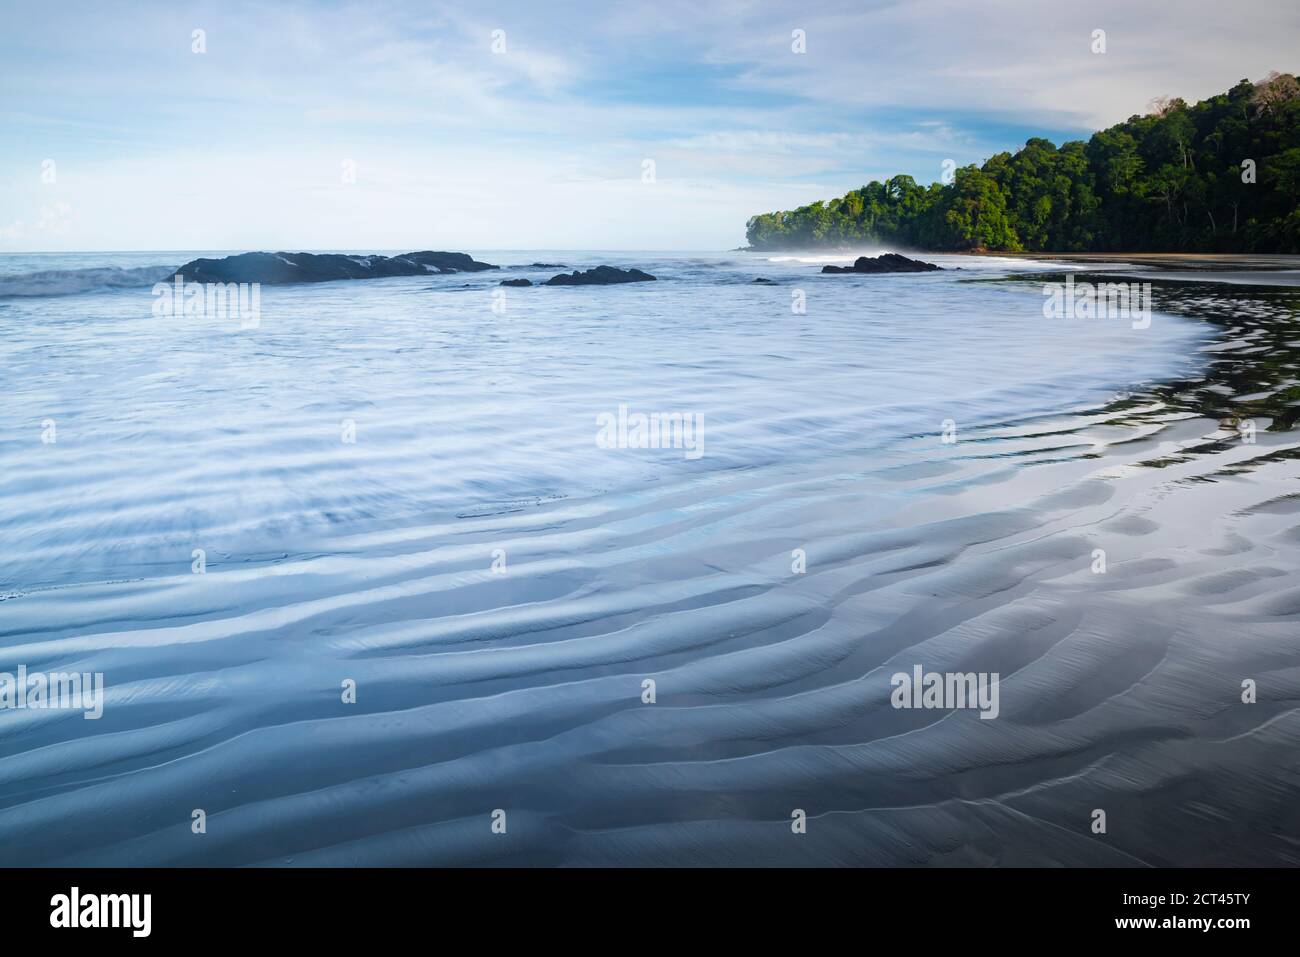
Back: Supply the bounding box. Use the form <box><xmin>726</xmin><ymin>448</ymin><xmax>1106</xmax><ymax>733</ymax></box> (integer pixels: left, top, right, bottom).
<box><xmin>543</xmin><ymin>266</ymin><xmax>657</xmax><ymax>286</ymax></box>
<box><xmin>821</xmin><ymin>253</ymin><xmax>942</xmax><ymax>274</ymax></box>
<box><xmin>170</xmin><ymin>250</ymin><xmax>498</xmax><ymax>284</ymax></box>
<box><xmin>500</xmin><ymin>278</ymin><xmax>533</xmax><ymax>287</ymax></box>
<box><xmin>752</xmin><ymin>277</ymin><xmax>776</xmax><ymax>284</ymax></box>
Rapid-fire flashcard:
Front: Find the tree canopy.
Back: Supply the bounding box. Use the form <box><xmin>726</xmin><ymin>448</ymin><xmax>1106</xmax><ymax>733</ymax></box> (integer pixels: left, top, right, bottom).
<box><xmin>745</xmin><ymin>74</ymin><xmax>1300</xmax><ymax>253</ymax></box>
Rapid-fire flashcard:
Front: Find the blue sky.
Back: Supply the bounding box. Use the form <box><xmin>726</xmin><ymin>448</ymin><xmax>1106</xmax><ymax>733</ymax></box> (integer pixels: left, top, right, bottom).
<box><xmin>1</xmin><ymin>0</ymin><xmax>1295</xmax><ymax>250</ymax></box>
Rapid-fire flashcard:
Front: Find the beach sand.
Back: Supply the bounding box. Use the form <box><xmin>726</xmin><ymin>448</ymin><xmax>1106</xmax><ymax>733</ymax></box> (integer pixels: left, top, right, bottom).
<box><xmin>975</xmin><ymin>251</ymin><xmax>1300</xmax><ymax>288</ymax></box>
<box><xmin>0</xmin><ymin>257</ymin><xmax>1296</xmax><ymax>866</ymax></box>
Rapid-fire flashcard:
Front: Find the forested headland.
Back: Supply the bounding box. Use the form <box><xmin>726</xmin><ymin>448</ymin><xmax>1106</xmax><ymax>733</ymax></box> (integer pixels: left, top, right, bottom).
<box><xmin>744</xmin><ymin>73</ymin><xmax>1300</xmax><ymax>253</ymax></box>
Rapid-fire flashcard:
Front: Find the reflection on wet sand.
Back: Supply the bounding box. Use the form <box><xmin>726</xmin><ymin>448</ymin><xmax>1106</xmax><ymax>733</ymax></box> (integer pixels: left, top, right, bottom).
<box><xmin>1</xmin><ymin>263</ymin><xmax>1296</xmax><ymax>866</ymax></box>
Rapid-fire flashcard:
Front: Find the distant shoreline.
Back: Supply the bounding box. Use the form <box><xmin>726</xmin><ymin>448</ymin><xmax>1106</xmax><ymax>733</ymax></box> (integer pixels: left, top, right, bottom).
<box><xmin>739</xmin><ymin>247</ymin><xmax>1300</xmax><ymax>286</ymax></box>
<box><xmin>965</xmin><ymin>250</ymin><xmax>1300</xmax><ymax>287</ymax></box>
<box><xmin>964</xmin><ymin>249</ymin><xmax>1300</xmax><ymax>269</ymax></box>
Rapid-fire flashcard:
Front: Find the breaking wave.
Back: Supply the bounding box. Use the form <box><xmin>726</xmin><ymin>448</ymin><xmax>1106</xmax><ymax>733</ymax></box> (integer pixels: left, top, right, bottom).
<box><xmin>0</xmin><ymin>265</ymin><xmax>175</xmax><ymax>299</ymax></box>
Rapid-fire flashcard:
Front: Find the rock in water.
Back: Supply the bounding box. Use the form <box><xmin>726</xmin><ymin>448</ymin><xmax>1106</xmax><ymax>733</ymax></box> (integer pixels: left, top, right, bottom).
<box><xmin>821</xmin><ymin>253</ymin><xmax>942</xmax><ymax>274</ymax></box>
<box><xmin>170</xmin><ymin>250</ymin><xmax>498</xmax><ymax>284</ymax></box>
<box><xmin>752</xmin><ymin>277</ymin><xmax>776</xmax><ymax>284</ymax></box>
<box><xmin>543</xmin><ymin>266</ymin><xmax>657</xmax><ymax>286</ymax></box>
<box><xmin>500</xmin><ymin>278</ymin><xmax>532</xmax><ymax>287</ymax></box>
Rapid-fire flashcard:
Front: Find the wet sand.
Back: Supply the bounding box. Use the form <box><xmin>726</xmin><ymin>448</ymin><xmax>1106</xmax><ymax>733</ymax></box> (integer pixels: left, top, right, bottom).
<box><xmin>1</xmin><ymin>257</ymin><xmax>1297</xmax><ymax>866</ymax></box>
<box><xmin>974</xmin><ymin>251</ymin><xmax>1300</xmax><ymax>288</ymax></box>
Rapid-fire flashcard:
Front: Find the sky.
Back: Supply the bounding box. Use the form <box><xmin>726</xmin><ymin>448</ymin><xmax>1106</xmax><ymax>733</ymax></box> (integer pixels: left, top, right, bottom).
<box><xmin>0</xmin><ymin>0</ymin><xmax>1295</xmax><ymax>251</ymax></box>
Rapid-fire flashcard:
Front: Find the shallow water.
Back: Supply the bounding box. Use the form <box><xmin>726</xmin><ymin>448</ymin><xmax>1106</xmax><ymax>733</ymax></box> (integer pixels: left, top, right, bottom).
<box><xmin>0</xmin><ymin>251</ymin><xmax>1296</xmax><ymax>866</ymax></box>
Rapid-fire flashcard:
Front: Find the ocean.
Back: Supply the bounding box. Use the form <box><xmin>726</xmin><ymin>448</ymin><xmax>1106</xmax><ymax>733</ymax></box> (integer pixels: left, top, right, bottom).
<box><xmin>1</xmin><ymin>249</ymin><xmax>1297</xmax><ymax>865</ymax></box>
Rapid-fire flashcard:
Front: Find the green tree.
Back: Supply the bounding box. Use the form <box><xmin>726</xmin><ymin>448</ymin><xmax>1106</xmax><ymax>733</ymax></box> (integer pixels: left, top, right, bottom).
<box><xmin>745</xmin><ymin>73</ymin><xmax>1300</xmax><ymax>254</ymax></box>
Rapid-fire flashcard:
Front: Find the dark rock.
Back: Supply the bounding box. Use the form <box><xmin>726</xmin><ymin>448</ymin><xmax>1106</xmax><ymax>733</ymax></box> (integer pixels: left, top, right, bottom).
<box><xmin>170</xmin><ymin>250</ymin><xmax>498</xmax><ymax>285</ymax></box>
<box><xmin>404</xmin><ymin>251</ymin><xmax>498</xmax><ymax>273</ymax></box>
<box><xmin>752</xmin><ymin>277</ymin><xmax>776</xmax><ymax>284</ymax></box>
<box><xmin>500</xmin><ymin>278</ymin><xmax>532</xmax><ymax>287</ymax></box>
<box><xmin>821</xmin><ymin>253</ymin><xmax>942</xmax><ymax>274</ymax></box>
<box><xmin>529</xmin><ymin>262</ymin><xmax>566</xmax><ymax>268</ymax></box>
<box><xmin>543</xmin><ymin>266</ymin><xmax>657</xmax><ymax>286</ymax></box>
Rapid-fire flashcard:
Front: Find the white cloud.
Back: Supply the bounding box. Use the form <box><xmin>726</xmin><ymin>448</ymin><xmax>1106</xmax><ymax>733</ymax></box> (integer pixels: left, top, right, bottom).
<box><xmin>0</xmin><ymin>0</ymin><xmax>1293</xmax><ymax>250</ymax></box>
